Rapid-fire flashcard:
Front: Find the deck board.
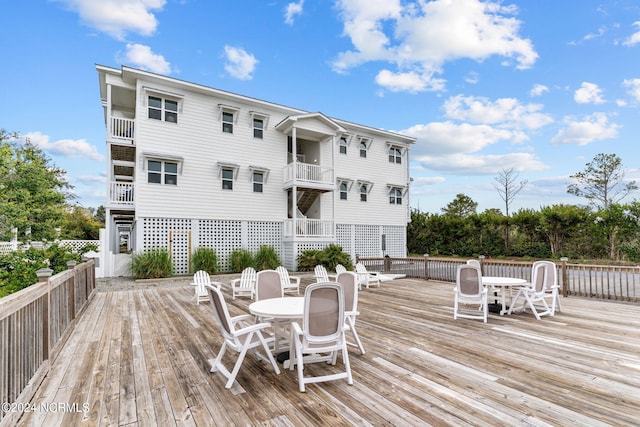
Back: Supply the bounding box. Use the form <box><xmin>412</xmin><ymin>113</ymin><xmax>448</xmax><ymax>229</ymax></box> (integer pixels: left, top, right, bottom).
<box><xmin>17</xmin><ymin>277</ymin><xmax>640</xmax><ymax>426</ymax></box>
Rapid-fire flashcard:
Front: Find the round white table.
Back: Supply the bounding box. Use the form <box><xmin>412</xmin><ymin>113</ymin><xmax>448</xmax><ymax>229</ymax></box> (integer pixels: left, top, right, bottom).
<box><xmin>482</xmin><ymin>277</ymin><xmax>527</xmax><ymax>315</ymax></box>
<box><xmin>249</xmin><ymin>297</ymin><xmax>304</xmax><ymax>355</ymax></box>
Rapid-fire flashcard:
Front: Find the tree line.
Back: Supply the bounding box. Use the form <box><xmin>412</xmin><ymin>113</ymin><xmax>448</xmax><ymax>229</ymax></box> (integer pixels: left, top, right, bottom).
<box><xmin>409</xmin><ymin>154</ymin><xmax>639</xmax><ymax>262</ymax></box>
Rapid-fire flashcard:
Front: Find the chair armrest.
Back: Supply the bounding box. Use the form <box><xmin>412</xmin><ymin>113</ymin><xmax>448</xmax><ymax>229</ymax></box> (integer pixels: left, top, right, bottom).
<box><xmin>292</xmin><ymin>322</ymin><xmax>303</xmax><ymax>336</ymax></box>
<box><xmin>230</xmin><ymin>314</ymin><xmax>254</xmax><ymax>325</ymax></box>
<box><xmin>290</xmin><ymin>276</ymin><xmax>301</xmax><ymax>285</ymax></box>
<box><xmin>235</xmin><ymin>322</ymin><xmax>274</xmax><ymax>335</ymax></box>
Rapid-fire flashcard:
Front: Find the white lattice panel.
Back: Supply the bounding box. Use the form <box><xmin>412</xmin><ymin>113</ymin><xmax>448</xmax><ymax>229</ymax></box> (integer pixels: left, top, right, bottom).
<box><xmin>354</xmin><ymin>225</ymin><xmax>381</xmax><ymax>258</ymax></box>
<box><xmin>247</xmin><ymin>222</ymin><xmax>283</xmax><ymax>253</ymax></box>
<box><xmin>198</xmin><ymin>220</ymin><xmax>242</xmax><ymax>272</ymax></box>
<box><xmin>382</xmin><ymin>225</ymin><xmax>406</xmax><ymax>257</ymax></box>
<box><xmin>335</xmin><ymin>225</ymin><xmax>353</xmax><ymax>254</ymax></box>
<box><xmin>142</xmin><ymin>218</ymin><xmax>192</xmax><ymax>274</ymax></box>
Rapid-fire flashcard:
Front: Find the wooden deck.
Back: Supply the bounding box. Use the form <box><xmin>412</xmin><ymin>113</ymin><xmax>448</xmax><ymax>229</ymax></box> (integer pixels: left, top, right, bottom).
<box><xmin>17</xmin><ymin>277</ymin><xmax>640</xmax><ymax>426</ymax></box>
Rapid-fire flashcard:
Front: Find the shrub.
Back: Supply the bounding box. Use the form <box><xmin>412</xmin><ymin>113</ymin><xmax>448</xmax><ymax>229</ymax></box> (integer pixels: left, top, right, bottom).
<box><xmin>190</xmin><ymin>247</ymin><xmax>218</xmax><ymax>274</ymax></box>
<box><xmin>229</xmin><ymin>248</ymin><xmax>254</xmax><ymax>273</ymax></box>
<box><xmin>296</xmin><ymin>244</ymin><xmax>352</xmax><ymax>271</ymax></box>
<box><xmin>254</xmin><ymin>245</ymin><xmax>281</xmax><ymax>270</ymax></box>
<box><xmin>130</xmin><ymin>248</ymin><xmax>173</xmax><ymax>279</ymax></box>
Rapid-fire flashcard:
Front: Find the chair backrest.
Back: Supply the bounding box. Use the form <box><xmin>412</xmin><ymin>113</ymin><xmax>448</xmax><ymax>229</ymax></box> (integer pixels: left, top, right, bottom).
<box><xmin>194</xmin><ymin>270</ymin><xmax>210</xmax><ymax>292</ymax></box>
<box><xmin>336</xmin><ymin>264</ymin><xmax>347</xmax><ymax>275</ymax></box>
<box><xmin>531</xmin><ymin>262</ymin><xmax>547</xmax><ymax>293</ymax></box>
<box><xmin>314</xmin><ymin>265</ymin><xmax>329</xmax><ymax>281</ymax></box>
<box><xmin>240</xmin><ymin>267</ymin><xmax>257</xmax><ymax>286</ymax></box>
<box><xmin>354</xmin><ymin>263</ymin><xmax>367</xmax><ymax>274</ymax></box>
<box><xmin>255</xmin><ymin>269</ymin><xmax>283</xmax><ymax>301</ymax></box>
<box><xmin>206</xmin><ymin>285</ymin><xmax>234</xmax><ymax>341</ymax></box>
<box><xmin>336</xmin><ymin>271</ymin><xmax>358</xmax><ymax>312</ymax></box>
<box><xmin>466</xmin><ymin>259</ymin><xmax>481</xmax><ymax>269</ymax></box>
<box><xmin>276</xmin><ymin>266</ymin><xmax>290</xmax><ymax>285</ymax></box>
<box><xmin>456</xmin><ymin>264</ymin><xmax>483</xmax><ymax>297</ymax></box>
<box><xmin>533</xmin><ymin>261</ymin><xmax>557</xmax><ymax>291</ymax></box>
<box><xmin>303</xmin><ymin>282</ymin><xmax>344</xmax><ymax>343</ymax></box>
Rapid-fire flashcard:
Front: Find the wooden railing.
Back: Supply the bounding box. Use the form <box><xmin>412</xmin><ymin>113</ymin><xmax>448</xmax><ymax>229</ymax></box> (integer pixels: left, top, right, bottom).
<box><xmin>0</xmin><ymin>260</ymin><xmax>96</xmax><ymax>425</ymax></box>
<box><xmin>356</xmin><ymin>256</ymin><xmax>640</xmax><ymax>303</ymax></box>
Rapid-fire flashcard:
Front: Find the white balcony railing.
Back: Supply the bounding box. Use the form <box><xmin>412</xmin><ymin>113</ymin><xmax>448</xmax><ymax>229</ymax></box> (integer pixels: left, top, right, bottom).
<box><xmin>284</xmin><ymin>162</ymin><xmax>334</xmax><ymax>187</ymax></box>
<box><xmin>109</xmin><ymin>182</ymin><xmax>134</xmax><ymax>206</ymax></box>
<box><xmin>109</xmin><ymin>117</ymin><xmax>135</xmax><ymax>142</ymax></box>
<box><xmin>284</xmin><ymin>218</ymin><xmax>334</xmax><ymax>238</ymax></box>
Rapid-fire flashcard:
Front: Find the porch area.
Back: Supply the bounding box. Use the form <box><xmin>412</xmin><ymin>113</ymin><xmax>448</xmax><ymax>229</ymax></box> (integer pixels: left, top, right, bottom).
<box><xmin>17</xmin><ymin>277</ymin><xmax>640</xmax><ymax>426</ymax></box>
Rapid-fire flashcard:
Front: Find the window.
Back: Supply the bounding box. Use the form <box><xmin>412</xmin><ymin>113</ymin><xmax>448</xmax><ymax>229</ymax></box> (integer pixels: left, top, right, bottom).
<box><xmin>253</xmin><ymin>118</ymin><xmax>264</xmax><ymax>139</ymax></box>
<box><xmin>339</xmin><ymin>137</ymin><xmax>348</xmax><ymax>154</ymax></box>
<box><xmin>389</xmin><ymin>187</ymin><xmax>402</xmax><ymax>204</ymax></box>
<box><xmin>222</xmin><ymin>168</ymin><xmax>234</xmax><ymax>190</ymax></box>
<box><xmin>147</xmin><ymin>160</ymin><xmax>178</xmax><ymax>185</ymax></box>
<box><xmin>253</xmin><ymin>171</ymin><xmax>264</xmax><ymax>192</ymax></box>
<box><xmin>340</xmin><ymin>182</ymin><xmax>348</xmax><ymax>200</ymax></box>
<box><xmin>222</xmin><ymin>112</ymin><xmax>234</xmax><ymax>133</ymax></box>
<box><xmin>389</xmin><ymin>146</ymin><xmax>402</xmax><ymax>164</ymax></box>
<box><xmin>360</xmin><ymin>184</ymin><xmax>368</xmax><ymax>202</ymax></box>
<box><xmin>148</xmin><ymin>96</ymin><xmax>178</xmax><ymax>123</ymax></box>
<box><xmin>359</xmin><ymin>141</ymin><xmax>367</xmax><ymax>158</ymax></box>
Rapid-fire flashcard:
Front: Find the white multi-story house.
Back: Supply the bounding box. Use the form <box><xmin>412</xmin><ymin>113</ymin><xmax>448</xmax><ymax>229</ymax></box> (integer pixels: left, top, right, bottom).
<box><xmin>97</xmin><ymin>65</ymin><xmax>415</xmax><ymax>276</ymax></box>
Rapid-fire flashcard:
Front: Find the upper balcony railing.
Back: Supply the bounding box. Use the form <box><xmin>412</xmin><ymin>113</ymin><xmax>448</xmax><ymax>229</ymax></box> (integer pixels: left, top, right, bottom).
<box><xmin>284</xmin><ymin>218</ymin><xmax>334</xmax><ymax>238</ymax></box>
<box><xmin>108</xmin><ymin>182</ymin><xmax>134</xmax><ymax>207</ymax></box>
<box><xmin>109</xmin><ymin>117</ymin><xmax>135</xmax><ymax>143</ymax></box>
<box><xmin>283</xmin><ymin>162</ymin><xmax>334</xmax><ymax>189</ymax></box>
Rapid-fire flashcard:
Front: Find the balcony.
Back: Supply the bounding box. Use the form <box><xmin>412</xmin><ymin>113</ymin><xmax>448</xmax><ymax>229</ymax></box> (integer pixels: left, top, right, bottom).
<box><xmin>283</xmin><ymin>162</ymin><xmax>334</xmax><ymax>191</ymax></box>
<box><xmin>109</xmin><ymin>116</ymin><xmax>135</xmax><ymax>144</ymax></box>
<box><xmin>284</xmin><ymin>218</ymin><xmax>334</xmax><ymax>238</ymax></box>
<box><xmin>108</xmin><ymin>182</ymin><xmax>134</xmax><ymax>208</ymax></box>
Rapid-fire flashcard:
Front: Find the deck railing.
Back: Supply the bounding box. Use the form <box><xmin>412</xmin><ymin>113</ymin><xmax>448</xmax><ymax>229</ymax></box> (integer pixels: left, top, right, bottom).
<box><xmin>0</xmin><ymin>261</ymin><xmax>96</xmax><ymax>425</ymax></box>
<box><xmin>356</xmin><ymin>256</ymin><xmax>640</xmax><ymax>303</ymax></box>
<box><xmin>283</xmin><ymin>162</ymin><xmax>334</xmax><ymax>186</ymax></box>
<box><xmin>108</xmin><ymin>181</ymin><xmax>134</xmax><ymax>206</ymax></box>
<box><xmin>284</xmin><ymin>218</ymin><xmax>334</xmax><ymax>238</ymax></box>
<box><xmin>109</xmin><ymin>116</ymin><xmax>134</xmax><ymax>142</ymax></box>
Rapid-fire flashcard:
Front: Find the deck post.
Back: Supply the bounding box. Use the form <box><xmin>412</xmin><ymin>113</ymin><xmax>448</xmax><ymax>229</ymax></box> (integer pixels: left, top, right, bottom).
<box><xmin>560</xmin><ymin>257</ymin><xmax>569</xmax><ymax>297</ymax></box>
<box><xmin>423</xmin><ymin>254</ymin><xmax>429</xmax><ymax>280</ymax></box>
<box><xmin>36</xmin><ymin>268</ymin><xmax>53</xmax><ymax>361</ymax></box>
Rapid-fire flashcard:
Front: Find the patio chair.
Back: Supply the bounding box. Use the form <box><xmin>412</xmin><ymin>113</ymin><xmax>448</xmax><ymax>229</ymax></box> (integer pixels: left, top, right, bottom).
<box><xmin>314</xmin><ymin>265</ymin><xmax>329</xmax><ymax>282</ymax></box>
<box><xmin>289</xmin><ymin>282</ymin><xmax>353</xmax><ymax>392</ymax></box>
<box><xmin>507</xmin><ymin>262</ymin><xmax>554</xmax><ymax>320</ymax></box>
<box><xmin>336</xmin><ymin>271</ymin><xmax>365</xmax><ymax>355</ymax></box>
<box><xmin>536</xmin><ymin>260</ymin><xmax>561</xmax><ymax>313</ymax></box>
<box><xmin>231</xmin><ymin>267</ymin><xmax>256</xmax><ymax>300</ymax></box>
<box><xmin>255</xmin><ymin>269</ymin><xmax>284</xmax><ymax>301</ymax></box>
<box><xmin>354</xmin><ymin>262</ymin><xmax>381</xmax><ymax>289</ymax></box>
<box><xmin>276</xmin><ymin>266</ymin><xmax>300</xmax><ymax>295</ymax></box>
<box><xmin>206</xmin><ymin>284</ymin><xmax>280</xmax><ymax>389</ymax></box>
<box><xmin>335</xmin><ymin>264</ymin><xmax>347</xmax><ymax>275</ymax></box>
<box><xmin>453</xmin><ymin>264</ymin><xmax>488</xmax><ymax>323</ymax></box>
<box><xmin>193</xmin><ymin>270</ymin><xmax>218</xmax><ymax>305</ymax></box>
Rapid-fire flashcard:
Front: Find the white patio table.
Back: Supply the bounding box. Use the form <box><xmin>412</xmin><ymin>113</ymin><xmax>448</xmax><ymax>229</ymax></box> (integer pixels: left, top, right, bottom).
<box><xmin>482</xmin><ymin>276</ymin><xmax>527</xmax><ymax>315</ymax></box>
<box><xmin>249</xmin><ymin>297</ymin><xmax>304</xmax><ymax>355</ymax></box>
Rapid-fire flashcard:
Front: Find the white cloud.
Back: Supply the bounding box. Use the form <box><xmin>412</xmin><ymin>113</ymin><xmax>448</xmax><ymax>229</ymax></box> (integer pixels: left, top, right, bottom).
<box><xmin>442</xmin><ymin>95</ymin><xmax>553</xmax><ymax>131</ymax></box>
<box><xmin>223</xmin><ymin>46</ymin><xmax>258</xmax><ymax>80</ymax></box>
<box><xmin>54</xmin><ymin>0</ymin><xmax>165</xmax><ymax>40</ymax></box>
<box><xmin>120</xmin><ymin>43</ymin><xmax>171</xmax><ymax>74</ymax></box>
<box><xmin>574</xmin><ymin>82</ymin><xmax>606</xmax><ymax>104</ymax></box>
<box><xmin>415</xmin><ymin>152</ymin><xmax>547</xmax><ymax>174</ymax></box>
<box><xmin>551</xmin><ymin>113</ymin><xmax>620</xmax><ymax>145</ymax></box>
<box><xmin>402</xmin><ymin>121</ymin><xmax>514</xmax><ymax>156</ymax></box>
<box><xmin>284</xmin><ymin>0</ymin><xmax>304</xmax><ymax>25</ymax></box>
<box><xmin>623</xmin><ymin>21</ymin><xmax>640</xmax><ymax>46</ymax></box>
<box><xmin>332</xmin><ymin>0</ymin><xmax>537</xmax><ymax>92</ymax></box>
<box><xmin>622</xmin><ymin>78</ymin><xmax>640</xmax><ymax>102</ymax></box>
<box><xmin>23</xmin><ymin>132</ymin><xmax>105</xmax><ymax>162</ymax></box>
<box><xmin>530</xmin><ymin>84</ymin><xmax>549</xmax><ymax>97</ymax></box>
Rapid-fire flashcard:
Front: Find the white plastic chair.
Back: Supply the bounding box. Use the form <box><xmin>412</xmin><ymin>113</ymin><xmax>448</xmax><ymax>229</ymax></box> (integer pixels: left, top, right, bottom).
<box><xmin>231</xmin><ymin>267</ymin><xmax>256</xmax><ymax>300</ymax></box>
<box><xmin>314</xmin><ymin>265</ymin><xmax>329</xmax><ymax>282</ymax></box>
<box><xmin>453</xmin><ymin>264</ymin><xmax>488</xmax><ymax>323</ymax></box>
<box><xmin>193</xmin><ymin>270</ymin><xmax>218</xmax><ymax>305</ymax></box>
<box><xmin>255</xmin><ymin>269</ymin><xmax>284</xmax><ymax>301</ymax></box>
<box><xmin>355</xmin><ymin>262</ymin><xmax>381</xmax><ymax>289</ymax></box>
<box><xmin>289</xmin><ymin>282</ymin><xmax>353</xmax><ymax>392</ymax></box>
<box><xmin>206</xmin><ymin>284</ymin><xmax>280</xmax><ymax>389</ymax></box>
<box><xmin>508</xmin><ymin>262</ymin><xmax>555</xmax><ymax>320</ymax></box>
<box><xmin>276</xmin><ymin>266</ymin><xmax>300</xmax><ymax>295</ymax></box>
<box><xmin>335</xmin><ymin>264</ymin><xmax>347</xmax><ymax>275</ymax></box>
<box><xmin>336</xmin><ymin>271</ymin><xmax>365</xmax><ymax>355</ymax></box>
<box><xmin>536</xmin><ymin>260</ymin><xmax>561</xmax><ymax>313</ymax></box>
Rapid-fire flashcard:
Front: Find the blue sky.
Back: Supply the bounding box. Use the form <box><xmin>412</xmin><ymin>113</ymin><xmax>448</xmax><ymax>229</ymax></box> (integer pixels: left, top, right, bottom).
<box><xmin>2</xmin><ymin>0</ymin><xmax>639</xmax><ymax>214</ymax></box>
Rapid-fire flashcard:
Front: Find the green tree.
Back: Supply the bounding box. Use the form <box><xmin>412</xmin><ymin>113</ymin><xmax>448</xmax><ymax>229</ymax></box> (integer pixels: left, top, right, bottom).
<box><xmin>441</xmin><ymin>194</ymin><xmax>477</xmax><ymax>218</ymax></box>
<box><xmin>567</xmin><ymin>153</ymin><xmax>637</xmax><ymax>210</ymax></box>
<box><xmin>61</xmin><ymin>205</ymin><xmax>102</xmax><ymax>240</ymax></box>
<box><xmin>539</xmin><ymin>204</ymin><xmax>591</xmax><ymax>257</ymax></box>
<box><xmin>0</xmin><ymin>130</ymin><xmax>73</xmax><ymax>240</ymax></box>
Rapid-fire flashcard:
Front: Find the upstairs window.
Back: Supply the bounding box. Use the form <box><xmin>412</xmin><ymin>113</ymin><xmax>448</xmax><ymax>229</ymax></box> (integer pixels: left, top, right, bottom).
<box><xmin>253</xmin><ymin>171</ymin><xmax>264</xmax><ymax>192</ymax></box>
<box><xmin>148</xmin><ymin>96</ymin><xmax>178</xmax><ymax>123</ymax></box>
<box><xmin>222</xmin><ymin>112</ymin><xmax>234</xmax><ymax>133</ymax></box>
<box><xmin>389</xmin><ymin>146</ymin><xmax>402</xmax><ymax>164</ymax></box>
<box><xmin>339</xmin><ymin>182</ymin><xmax>348</xmax><ymax>200</ymax></box>
<box><xmin>147</xmin><ymin>160</ymin><xmax>178</xmax><ymax>185</ymax></box>
<box><xmin>222</xmin><ymin>168</ymin><xmax>234</xmax><ymax>189</ymax></box>
<box><xmin>360</xmin><ymin>184</ymin><xmax>368</xmax><ymax>202</ymax></box>
<box><xmin>339</xmin><ymin>137</ymin><xmax>348</xmax><ymax>154</ymax></box>
<box><xmin>253</xmin><ymin>118</ymin><xmax>264</xmax><ymax>139</ymax></box>
<box><xmin>359</xmin><ymin>141</ymin><xmax>367</xmax><ymax>158</ymax></box>
<box><xmin>357</xmin><ymin>136</ymin><xmax>371</xmax><ymax>158</ymax></box>
<box><xmin>389</xmin><ymin>187</ymin><xmax>403</xmax><ymax>204</ymax></box>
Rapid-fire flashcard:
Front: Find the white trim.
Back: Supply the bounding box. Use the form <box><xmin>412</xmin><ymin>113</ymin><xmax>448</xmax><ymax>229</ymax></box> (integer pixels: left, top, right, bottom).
<box><xmin>217</xmin><ymin>161</ymin><xmax>240</xmax><ymax>179</ymax></box>
<box><xmin>249</xmin><ymin>111</ymin><xmax>270</xmax><ymax>128</ymax></box>
<box><xmin>141</xmin><ymin>152</ymin><xmax>184</xmax><ymax>174</ymax></box>
<box><xmin>336</xmin><ymin>177</ymin><xmax>354</xmax><ymax>191</ymax></box>
<box><xmin>218</xmin><ymin>104</ymin><xmax>240</xmax><ymax>123</ymax></box>
<box><xmin>249</xmin><ymin>165</ymin><xmax>270</xmax><ymax>183</ymax></box>
<box><xmin>357</xmin><ymin>179</ymin><xmax>374</xmax><ymax>193</ymax></box>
